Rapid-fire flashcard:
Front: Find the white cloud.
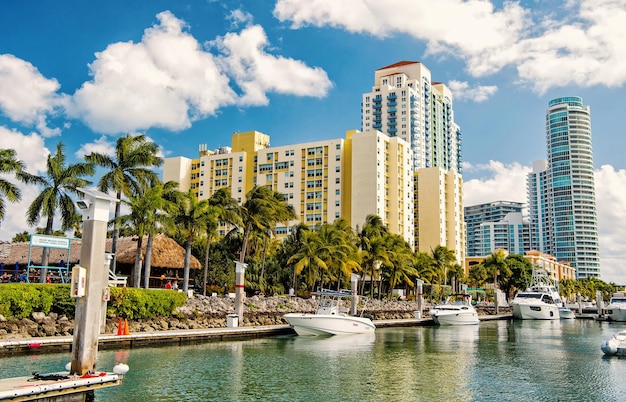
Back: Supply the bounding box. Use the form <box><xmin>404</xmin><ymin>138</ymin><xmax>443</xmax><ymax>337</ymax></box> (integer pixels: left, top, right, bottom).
<box><xmin>447</xmin><ymin>80</ymin><xmax>498</xmax><ymax>102</ymax></box>
<box><xmin>227</xmin><ymin>9</ymin><xmax>254</xmax><ymax>29</ymax></box>
<box><xmin>67</xmin><ymin>11</ymin><xmax>236</xmax><ymax>134</ymax></box>
<box><xmin>0</xmin><ymin>54</ymin><xmax>64</xmax><ymax>136</ymax></box>
<box><xmin>462</xmin><ymin>160</ymin><xmax>626</xmax><ymax>285</ymax></box>
<box><xmin>74</xmin><ymin>135</ymin><xmax>115</xmax><ymax>158</ymax></box>
<box><xmin>0</xmin><ymin>127</ymin><xmax>50</xmax><ymax>240</ymax></box>
<box><xmin>274</xmin><ymin>0</ymin><xmax>626</xmax><ymax>93</ymax></box>
<box><xmin>213</xmin><ymin>25</ymin><xmax>333</xmax><ymax>105</ymax></box>
<box><xmin>67</xmin><ymin>11</ymin><xmax>332</xmax><ymax>134</ymax></box>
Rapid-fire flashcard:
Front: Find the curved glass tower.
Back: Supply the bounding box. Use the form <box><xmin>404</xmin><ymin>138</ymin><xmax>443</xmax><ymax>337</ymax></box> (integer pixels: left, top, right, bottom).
<box><xmin>545</xmin><ymin>97</ymin><xmax>600</xmax><ymax>278</ymax></box>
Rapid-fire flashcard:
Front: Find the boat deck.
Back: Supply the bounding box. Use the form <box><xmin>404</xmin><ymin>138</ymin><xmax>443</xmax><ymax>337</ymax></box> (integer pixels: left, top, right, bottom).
<box><xmin>0</xmin><ymin>372</ymin><xmax>121</xmax><ymax>401</ymax></box>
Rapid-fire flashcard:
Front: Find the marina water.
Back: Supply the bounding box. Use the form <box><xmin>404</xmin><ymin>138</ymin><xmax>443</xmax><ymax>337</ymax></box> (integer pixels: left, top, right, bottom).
<box><xmin>1</xmin><ymin>319</ymin><xmax>625</xmax><ymax>401</ymax></box>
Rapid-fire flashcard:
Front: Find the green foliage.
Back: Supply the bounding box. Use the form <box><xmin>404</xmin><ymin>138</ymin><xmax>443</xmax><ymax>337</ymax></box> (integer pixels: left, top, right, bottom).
<box><xmin>0</xmin><ymin>284</ymin><xmax>74</xmax><ymax>319</ymax></box>
<box><xmin>107</xmin><ymin>287</ymin><xmax>187</xmax><ymax>319</ymax></box>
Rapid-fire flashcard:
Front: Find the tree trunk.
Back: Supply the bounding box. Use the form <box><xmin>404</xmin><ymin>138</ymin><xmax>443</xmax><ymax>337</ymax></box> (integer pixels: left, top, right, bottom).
<box><xmin>110</xmin><ymin>190</ymin><xmax>122</xmax><ymax>273</ymax></box>
<box><xmin>202</xmin><ymin>234</ymin><xmax>212</xmax><ymax>296</ymax></box>
<box><xmin>183</xmin><ymin>238</ymin><xmax>192</xmax><ymax>292</ymax></box>
<box><xmin>143</xmin><ymin>233</ymin><xmax>154</xmax><ymax>289</ymax></box>
<box><xmin>132</xmin><ymin>236</ymin><xmax>143</xmax><ymax>288</ymax></box>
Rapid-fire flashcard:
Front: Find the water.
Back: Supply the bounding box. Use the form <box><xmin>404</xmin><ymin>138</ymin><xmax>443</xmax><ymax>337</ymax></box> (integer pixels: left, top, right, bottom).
<box><xmin>1</xmin><ymin>320</ymin><xmax>626</xmax><ymax>401</ymax></box>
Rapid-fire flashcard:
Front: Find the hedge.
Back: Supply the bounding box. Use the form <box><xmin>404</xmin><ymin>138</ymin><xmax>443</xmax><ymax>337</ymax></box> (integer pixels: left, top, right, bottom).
<box><xmin>0</xmin><ymin>284</ymin><xmax>187</xmax><ymax>320</ymax></box>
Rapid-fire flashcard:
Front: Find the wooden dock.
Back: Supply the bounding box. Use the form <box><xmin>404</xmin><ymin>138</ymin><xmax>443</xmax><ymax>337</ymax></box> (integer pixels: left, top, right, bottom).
<box><xmin>0</xmin><ymin>372</ymin><xmax>121</xmax><ymax>401</ymax></box>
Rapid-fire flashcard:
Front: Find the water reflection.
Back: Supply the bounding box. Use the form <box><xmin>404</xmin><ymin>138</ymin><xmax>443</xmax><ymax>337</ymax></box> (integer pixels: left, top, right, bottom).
<box><xmin>1</xmin><ymin>321</ymin><xmax>626</xmax><ymax>401</ymax></box>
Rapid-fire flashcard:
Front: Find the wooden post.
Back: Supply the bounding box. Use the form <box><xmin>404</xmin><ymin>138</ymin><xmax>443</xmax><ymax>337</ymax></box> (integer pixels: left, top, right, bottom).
<box><xmin>234</xmin><ymin>261</ymin><xmax>247</xmax><ymax>325</ymax></box>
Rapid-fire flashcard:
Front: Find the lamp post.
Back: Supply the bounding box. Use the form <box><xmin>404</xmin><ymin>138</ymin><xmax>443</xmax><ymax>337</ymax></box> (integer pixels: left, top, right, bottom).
<box><xmin>70</xmin><ymin>188</ymin><xmax>117</xmax><ymax>375</ymax></box>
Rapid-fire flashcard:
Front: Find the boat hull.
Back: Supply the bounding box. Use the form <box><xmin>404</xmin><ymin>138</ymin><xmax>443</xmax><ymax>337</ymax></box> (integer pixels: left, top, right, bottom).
<box><xmin>601</xmin><ymin>330</ymin><xmax>626</xmax><ymax>356</ymax></box>
<box><xmin>283</xmin><ymin>313</ymin><xmax>376</xmax><ymax>336</ymax></box>
<box><xmin>606</xmin><ymin>306</ymin><xmax>626</xmax><ymax>322</ymax></box>
<box><xmin>431</xmin><ymin>310</ymin><xmax>479</xmax><ymax>326</ymax></box>
<box><xmin>559</xmin><ymin>307</ymin><xmax>576</xmax><ymax>319</ymax></box>
<box><xmin>511</xmin><ymin>302</ymin><xmax>559</xmax><ymax>320</ymax></box>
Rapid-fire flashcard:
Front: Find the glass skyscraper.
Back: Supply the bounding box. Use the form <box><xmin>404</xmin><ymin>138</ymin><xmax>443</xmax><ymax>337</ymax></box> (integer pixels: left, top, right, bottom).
<box><xmin>528</xmin><ymin>97</ymin><xmax>600</xmax><ymax>279</ymax></box>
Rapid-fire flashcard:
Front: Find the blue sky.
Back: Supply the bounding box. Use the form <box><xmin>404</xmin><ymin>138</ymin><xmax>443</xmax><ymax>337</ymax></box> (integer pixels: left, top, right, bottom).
<box><xmin>1</xmin><ymin>0</ymin><xmax>626</xmax><ymax>283</ymax></box>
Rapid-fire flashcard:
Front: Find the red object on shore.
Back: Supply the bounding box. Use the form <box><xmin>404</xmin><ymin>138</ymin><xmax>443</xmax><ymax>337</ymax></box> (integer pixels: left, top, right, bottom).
<box><xmin>116</xmin><ymin>318</ymin><xmax>124</xmax><ymax>336</ymax></box>
<box><xmin>124</xmin><ymin>319</ymin><xmax>130</xmax><ymax>335</ymax></box>
<box><xmin>28</xmin><ymin>343</ymin><xmax>41</xmax><ymax>348</ymax></box>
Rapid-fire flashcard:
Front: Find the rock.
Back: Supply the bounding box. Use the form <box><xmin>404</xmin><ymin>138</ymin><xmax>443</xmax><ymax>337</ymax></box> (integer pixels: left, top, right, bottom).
<box><xmin>0</xmin><ymin>314</ymin><xmax>6</xmax><ymax>322</ymax></box>
<box><xmin>32</xmin><ymin>312</ymin><xmax>46</xmax><ymax>323</ymax></box>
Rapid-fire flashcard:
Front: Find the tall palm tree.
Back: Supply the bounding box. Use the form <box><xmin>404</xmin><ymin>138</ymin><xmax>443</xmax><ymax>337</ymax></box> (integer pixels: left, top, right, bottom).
<box><xmin>202</xmin><ymin>188</ymin><xmax>241</xmax><ymax>295</ymax></box>
<box><xmin>85</xmin><ymin>133</ymin><xmax>162</xmax><ymax>271</ymax></box>
<box><xmin>26</xmin><ymin>142</ymin><xmax>94</xmax><ymax>281</ymax></box>
<box><xmin>0</xmin><ymin>149</ymin><xmax>27</xmax><ymax>223</ymax></box>
<box><xmin>484</xmin><ymin>250</ymin><xmax>512</xmax><ymax>293</ymax></box>
<box><xmin>170</xmin><ymin>189</ymin><xmax>211</xmax><ymax>292</ymax></box>
<box><xmin>120</xmin><ymin>180</ymin><xmax>177</xmax><ymax>288</ymax></box>
<box><xmin>239</xmin><ymin>186</ymin><xmax>296</xmax><ymax>263</ymax></box>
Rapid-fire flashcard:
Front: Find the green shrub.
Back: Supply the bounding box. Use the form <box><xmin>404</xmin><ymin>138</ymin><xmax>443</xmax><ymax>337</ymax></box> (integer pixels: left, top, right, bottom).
<box><xmin>107</xmin><ymin>288</ymin><xmax>187</xmax><ymax>319</ymax></box>
<box><xmin>0</xmin><ymin>284</ymin><xmax>186</xmax><ymax>320</ymax></box>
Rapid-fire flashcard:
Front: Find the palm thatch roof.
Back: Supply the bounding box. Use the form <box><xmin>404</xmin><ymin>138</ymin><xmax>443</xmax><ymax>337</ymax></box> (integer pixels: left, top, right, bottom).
<box><xmin>114</xmin><ymin>234</ymin><xmax>201</xmax><ymax>269</ymax></box>
<box><xmin>0</xmin><ymin>234</ymin><xmax>201</xmax><ymax>269</ymax></box>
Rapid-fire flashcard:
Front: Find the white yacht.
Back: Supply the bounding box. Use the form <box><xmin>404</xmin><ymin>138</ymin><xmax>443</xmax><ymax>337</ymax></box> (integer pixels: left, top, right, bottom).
<box><xmin>429</xmin><ymin>294</ymin><xmax>479</xmax><ymax>325</ymax></box>
<box><xmin>511</xmin><ymin>269</ymin><xmax>563</xmax><ymax>320</ymax></box>
<box><xmin>606</xmin><ymin>292</ymin><xmax>626</xmax><ymax>322</ymax></box>
<box><xmin>283</xmin><ymin>289</ymin><xmax>376</xmax><ymax>336</ymax></box>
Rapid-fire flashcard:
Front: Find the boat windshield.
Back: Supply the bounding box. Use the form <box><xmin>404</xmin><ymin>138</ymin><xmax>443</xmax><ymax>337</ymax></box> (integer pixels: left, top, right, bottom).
<box><xmin>515</xmin><ymin>293</ymin><xmax>542</xmax><ymax>299</ymax></box>
<box><xmin>610</xmin><ymin>298</ymin><xmax>626</xmax><ymax>303</ymax></box>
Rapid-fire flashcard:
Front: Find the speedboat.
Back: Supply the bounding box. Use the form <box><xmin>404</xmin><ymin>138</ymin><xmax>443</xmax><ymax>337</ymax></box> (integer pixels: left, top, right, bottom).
<box><xmin>510</xmin><ymin>269</ymin><xmax>562</xmax><ymax>320</ymax></box>
<box><xmin>283</xmin><ymin>289</ymin><xmax>376</xmax><ymax>335</ymax></box>
<box><xmin>429</xmin><ymin>294</ymin><xmax>479</xmax><ymax>325</ymax></box>
<box><xmin>606</xmin><ymin>292</ymin><xmax>626</xmax><ymax>322</ymax></box>
<box><xmin>601</xmin><ymin>329</ymin><xmax>626</xmax><ymax>356</ymax></box>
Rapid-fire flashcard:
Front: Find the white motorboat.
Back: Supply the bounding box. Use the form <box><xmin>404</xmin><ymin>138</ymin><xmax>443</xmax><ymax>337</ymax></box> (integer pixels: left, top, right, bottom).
<box><xmin>601</xmin><ymin>330</ymin><xmax>626</xmax><ymax>356</ymax></box>
<box><xmin>429</xmin><ymin>294</ymin><xmax>479</xmax><ymax>325</ymax></box>
<box><xmin>606</xmin><ymin>292</ymin><xmax>626</xmax><ymax>322</ymax></box>
<box><xmin>283</xmin><ymin>289</ymin><xmax>376</xmax><ymax>336</ymax></box>
<box><xmin>510</xmin><ymin>269</ymin><xmax>563</xmax><ymax>320</ymax></box>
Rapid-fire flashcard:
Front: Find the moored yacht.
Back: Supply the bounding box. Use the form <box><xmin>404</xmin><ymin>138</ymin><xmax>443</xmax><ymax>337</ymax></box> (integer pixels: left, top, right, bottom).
<box><xmin>283</xmin><ymin>289</ymin><xmax>376</xmax><ymax>335</ymax></box>
<box><xmin>510</xmin><ymin>269</ymin><xmax>563</xmax><ymax>320</ymax></box>
<box><xmin>429</xmin><ymin>294</ymin><xmax>479</xmax><ymax>325</ymax></box>
<box><xmin>606</xmin><ymin>292</ymin><xmax>626</xmax><ymax>322</ymax></box>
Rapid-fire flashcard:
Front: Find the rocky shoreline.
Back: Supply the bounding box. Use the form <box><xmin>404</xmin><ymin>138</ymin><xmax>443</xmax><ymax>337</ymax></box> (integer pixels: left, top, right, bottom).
<box><xmin>0</xmin><ymin>295</ymin><xmax>510</xmax><ymax>340</ymax></box>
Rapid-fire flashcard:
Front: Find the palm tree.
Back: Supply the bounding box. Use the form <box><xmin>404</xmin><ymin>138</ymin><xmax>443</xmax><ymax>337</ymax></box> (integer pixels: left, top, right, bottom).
<box><xmin>0</xmin><ymin>149</ymin><xmax>27</xmax><ymax>223</ymax></box>
<box><xmin>239</xmin><ymin>186</ymin><xmax>296</xmax><ymax>263</ymax></box>
<box><xmin>483</xmin><ymin>250</ymin><xmax>512</xmax><ymax>296</ymax></box>
<box><xmin>357</xmin><ymin>215</ymin><xmax>389</xmax><ymax>298</ymax></box>
<box><xmin>431</xmin><ymin>245</ymin><xmax>457</xmax><ymax>285</ymax></box>
<box><xmin>26</xmin><ymin>142</ymin><xmax>94</xmax><ymax>281</ymax></box>
<box><xmin>85</xmin><ymin>133</ymin><xmax>162</xmax><ymax>271</ymax></box>
<box><xmin>288</xmin><ymin>230</ymin><xmax>326</xmax><ymax>290</ymax></box>
<box><xmin>202</xmin><ymin>188</ymin><xmax>241</xmax><ymax>295</ymax></box>
<box><xmin>382</xmin><ymin>234</ymin><xmax>417</xmax><ymax>296</ymax></box>
<box><xmin>170</xmin><ymin>189</ymin><xmax>211</xmax><ymax>292</ymax></box>
<box><xmin>120</xmin><ymin>180</ymin><xmax>177</xmax><ymax>288</ymax></box>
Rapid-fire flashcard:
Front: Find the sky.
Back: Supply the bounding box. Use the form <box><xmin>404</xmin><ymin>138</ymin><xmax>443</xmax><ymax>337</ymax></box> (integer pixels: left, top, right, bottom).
<box><xmin>1</xmin><ymin>0</ymin><xmax>626</xmax><ymax>283</ymax></box>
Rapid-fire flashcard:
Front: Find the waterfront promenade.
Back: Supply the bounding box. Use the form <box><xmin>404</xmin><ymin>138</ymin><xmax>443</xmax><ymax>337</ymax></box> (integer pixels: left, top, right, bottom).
<box><xmin>0</xmin><ymin>314</ymin><xmax>512</xmax><ymax>355</ymax></box>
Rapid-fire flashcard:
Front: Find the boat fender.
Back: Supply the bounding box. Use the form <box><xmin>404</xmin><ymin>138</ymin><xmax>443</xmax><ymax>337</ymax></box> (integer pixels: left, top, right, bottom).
<box><xmin>601</xmin><ymin>339</ymin><xmax>618</xmax><ymax>355</ymax></box>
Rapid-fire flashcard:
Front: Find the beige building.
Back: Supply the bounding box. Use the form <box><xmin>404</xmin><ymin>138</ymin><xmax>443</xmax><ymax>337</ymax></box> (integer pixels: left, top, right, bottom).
<box><xmin>163</xmin><ymin>130</ymin><xmax>414</xmax><ymax>241</ymax></box>
<box><xmin>414</xmin><ymin>167</ymin><xmax>465</xmax><ymax>263</ymax></box>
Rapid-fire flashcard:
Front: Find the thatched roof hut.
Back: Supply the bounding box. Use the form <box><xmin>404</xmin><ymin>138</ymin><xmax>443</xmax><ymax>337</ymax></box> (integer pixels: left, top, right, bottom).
<box><xmin>114</xmin><ymin>234</ymin><xmax>201</xmax><ymax>269</ymax></box>
<box><xmin>0</xmin><ymin>234</ymin><xmax>201</xmax><ymax>269</ymax></box>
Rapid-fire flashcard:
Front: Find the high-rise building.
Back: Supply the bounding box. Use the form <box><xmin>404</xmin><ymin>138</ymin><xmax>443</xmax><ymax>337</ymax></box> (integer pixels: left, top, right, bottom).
<box><xmin>464</xmin><ymin>201</ymin><xmax>525</xmax><ymax>257</ymax></box>
<box><xmin>360</xmin><ymin>61</ymin><xmax>462</xmax><ymax>173</ymax></box>
<box><xmin>360</xmin><ymin>61</ymin><xmax>465</xmax><ymax>263</ymax></box>
<box><xmin>526</xmin><ymin>97</ymin><xmax>600</xmax><ymax>279</ymax></box>
<box><xmin>526</xmin><ymin>160</ymin><xmax>550</xmax><ymax>253</ymax></box>
<box><xmin>163</xmin><ymin>130</ymin><xmax>414</xmax><ymax>242</ymax></box>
